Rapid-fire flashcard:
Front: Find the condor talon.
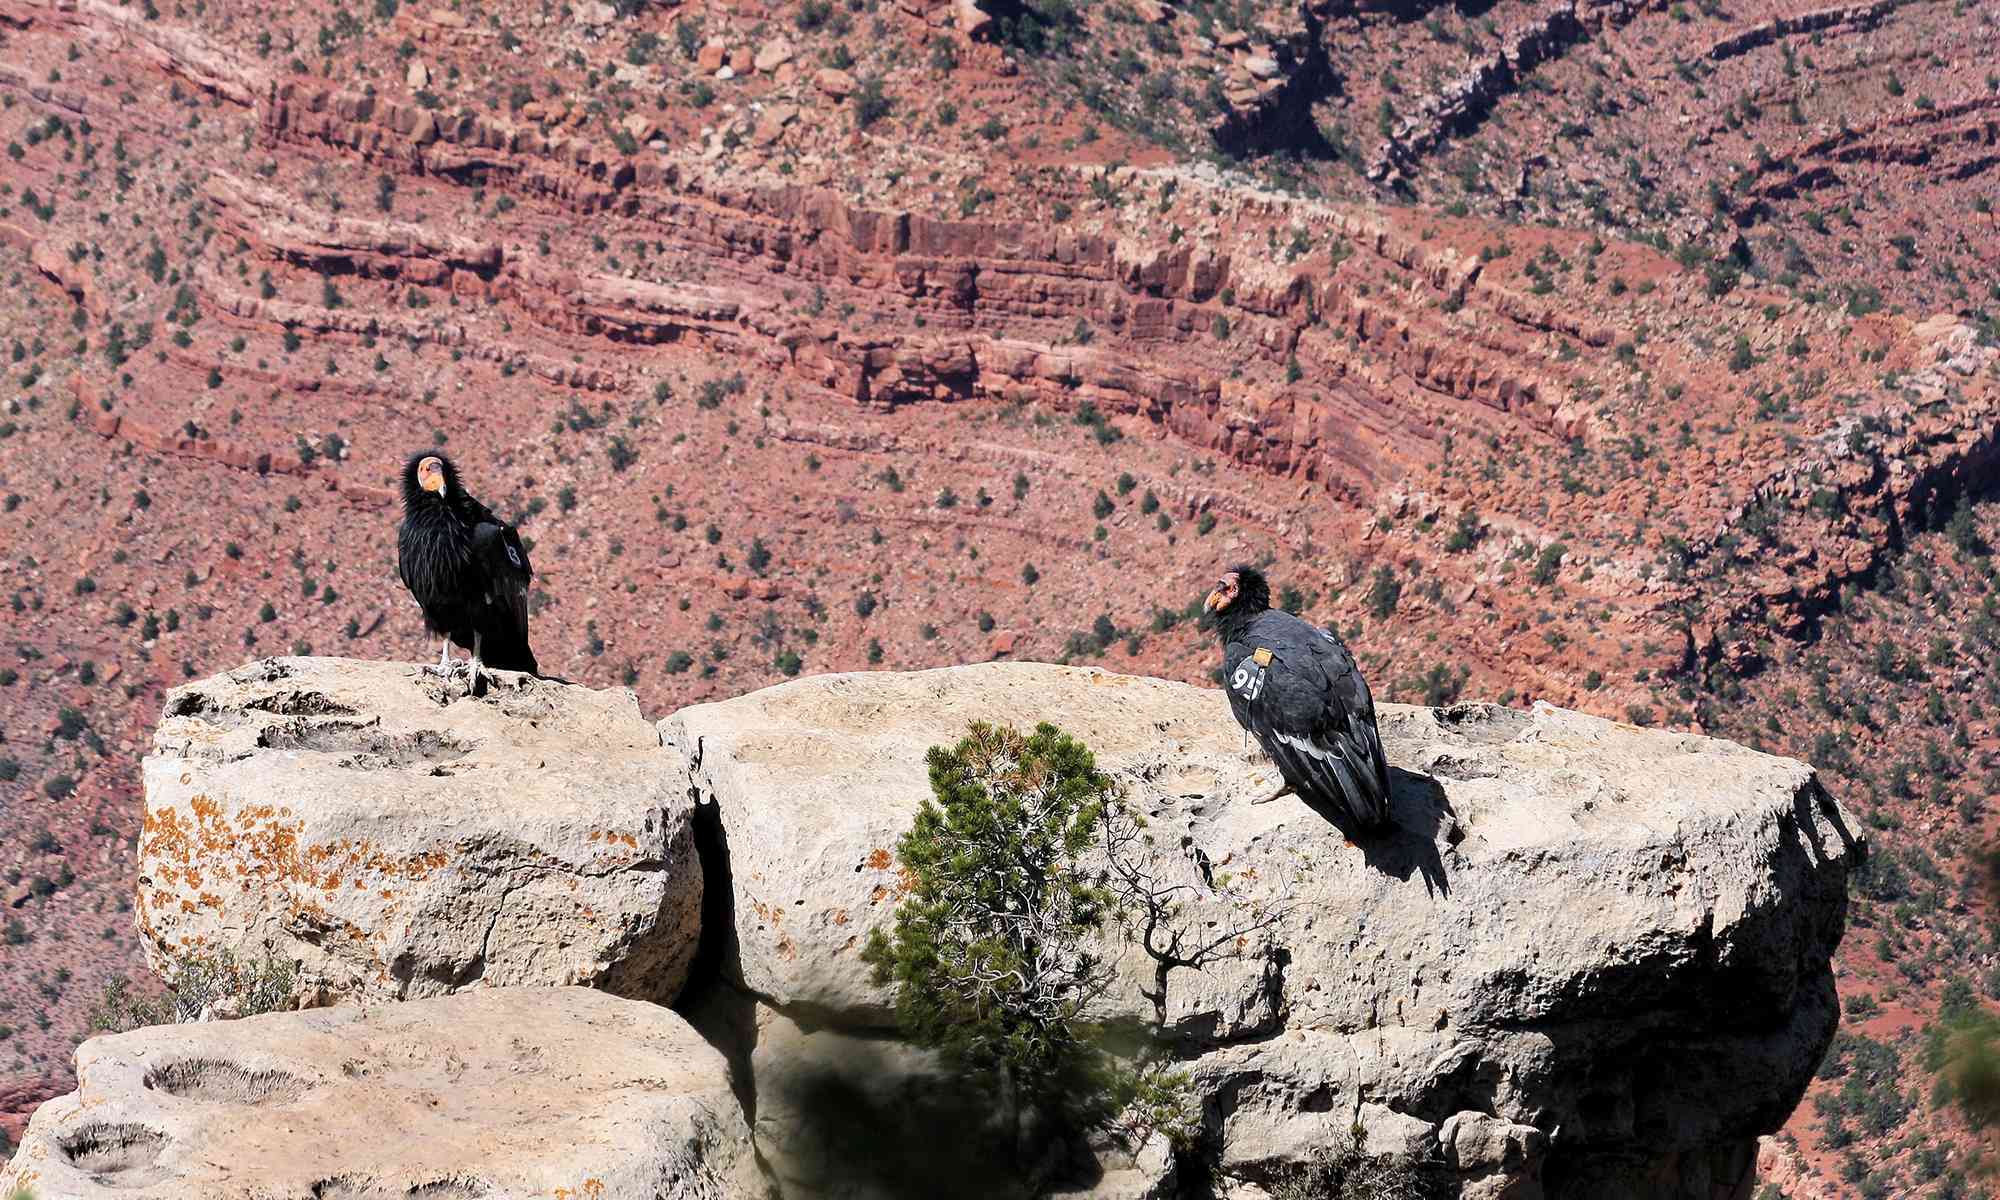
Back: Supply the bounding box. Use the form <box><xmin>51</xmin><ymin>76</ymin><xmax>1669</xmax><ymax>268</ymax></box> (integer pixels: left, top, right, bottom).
<box><xmin>1250</xmin><ymin>782</ymin><xmax>1296</xmax><ymax>806</ymax></box>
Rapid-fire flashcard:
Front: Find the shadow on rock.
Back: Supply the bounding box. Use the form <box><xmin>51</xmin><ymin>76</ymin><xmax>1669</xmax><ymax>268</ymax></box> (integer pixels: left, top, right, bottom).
<box><xmin>1301</xmin><ymin>765</ymin><xmax>1453</xmax><ymax>897</ymax></box>
<box><xmin>755</xmin><ymin>1033</ymin><xmax>1039</xmax><ymax>1200</ymax></box>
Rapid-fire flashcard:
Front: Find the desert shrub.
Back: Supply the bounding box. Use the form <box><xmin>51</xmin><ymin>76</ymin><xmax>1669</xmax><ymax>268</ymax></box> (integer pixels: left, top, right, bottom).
<box><xmin>88</xmin><ymin>976</ymin><xmax>175</xmax><ymax>1032</ymax></box>
<box><xmin>1444</xmin><ymin>509</ymin><xmax>1481</xmax><ymax>552</ymax></box>
<box><xmin>1532</xmin><ymin>542</ymin><xmax>1568</xmax><ymax>585</ymax></box>
<box><xmin>1366</xmin><ymin>567</ymin><xmax>1401</xmax><ymax>619</ymax></box>
<box><xmin>864</xmin><ymin>723</ymin><xmax>1114</xmax><ymax>1087</ymax></box>
<box><xmin>94</xmin><ymin>951</ymin><xmax>297</xmax><ymax>1032</ymax></box>
<box><xmin>1073</xmin><ymin>401</ymin><xmax>1120</xmax><ymax>445</ymax></box>
<box><xmin>1270</xmin><ymin>1125</ymin><xmax>1446</xmax><ymax>1199</ymax></box>
<box><xmin>994</xmin><ymin>0</ymin><xmax>1082</xmax><ymax>55</ymax></box>
<box><xmin>1411</xmin><ymin>663</ymin><xmax>1468</xmax><ymax>708</ymax></box>
<box><xmin>863</xmin><ymin>723</ymin><xmax>1196</xmax><ymax>1160</ymax></box>
<box><xmin>853</xmin><ymin>78</ymin><xmax>891</xmax><ymax>130</ymax></box>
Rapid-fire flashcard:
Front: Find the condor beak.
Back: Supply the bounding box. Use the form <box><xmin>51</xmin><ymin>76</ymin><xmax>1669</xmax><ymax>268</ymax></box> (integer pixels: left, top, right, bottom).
<box><xmin>1204</xmin><ymin>589</ymin><xmax>1225</xmax><ymax>613</ymax></box>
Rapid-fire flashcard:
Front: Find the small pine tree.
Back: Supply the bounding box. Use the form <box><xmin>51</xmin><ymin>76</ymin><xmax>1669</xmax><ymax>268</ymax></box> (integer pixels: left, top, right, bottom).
<box><xmin>863</xmin><ymin>723</ymin><xmax>1121</xmax><ymax>1150</ymax></box>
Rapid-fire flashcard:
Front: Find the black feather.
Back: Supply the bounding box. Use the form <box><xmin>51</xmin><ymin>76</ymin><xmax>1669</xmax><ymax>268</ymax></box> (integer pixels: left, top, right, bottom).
<box><xmin>1212</xmin><ymin>570</ymin><xmax>1390</xmax><ymax>833</ymax></box>
<box><xmin>397</xmin><ymin>451</ymin><xmax>539</xmax><ymax>675</ymax></box>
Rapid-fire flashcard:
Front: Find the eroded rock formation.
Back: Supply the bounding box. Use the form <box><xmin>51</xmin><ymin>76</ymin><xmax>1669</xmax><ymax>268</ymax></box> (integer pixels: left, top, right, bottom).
<box><xmin>668</xmin><ymin>661</ymin><xmax>1858</xmax><ymax>1199</ymax></box>
<box><xmin>17</xmin><ymin>658</ymin><xmax>1857</xmax><ymax>1197</ymax></box>
<box><xmin>136</xmin><ymin>657</ymin><xmax>703</xmax><ymax>1005</ymax></box>
<box><xmin>0</xmin><ymin>987</ymin><xmax>754</xmax><ymax>1199</ymax></box>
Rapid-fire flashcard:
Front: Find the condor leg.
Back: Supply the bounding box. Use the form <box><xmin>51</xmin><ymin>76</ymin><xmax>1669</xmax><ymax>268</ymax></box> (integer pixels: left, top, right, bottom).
<box><xmin>421</xmin><ymin>637</ymin><xmax>455</xmax><ymax>678</ymax></box>
<box><xmin>467</xmin><ymin>631</ymin><xmax>485</xmax><ymax>697</ymax></box>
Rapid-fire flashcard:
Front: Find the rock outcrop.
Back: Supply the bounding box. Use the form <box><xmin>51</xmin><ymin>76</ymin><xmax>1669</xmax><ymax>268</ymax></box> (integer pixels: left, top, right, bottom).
<box><xmin>664</xmin><ymin>662</ymin><xmax>1858</xmax><ymax>1199</ymax></box>
<box><xmin>0</xmin><ymin>987</ymin><xmax>754</xmax><ymax>1199</ymax></box>
<box><xmin>136</xmin><ymin>657</ymin><xmax>703</xmax><ymax>1006</ymax></box>
<box><xmin>34</xmin><ymin>658</ymin><xmax>1857</xmax><ymax>1198</ymax></box>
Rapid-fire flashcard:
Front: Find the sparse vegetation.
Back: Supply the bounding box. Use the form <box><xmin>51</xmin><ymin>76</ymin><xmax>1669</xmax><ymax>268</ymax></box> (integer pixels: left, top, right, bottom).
<box><xmin>863</xmin><ymin>722</ymin><xmax>1196</xmax><ymax>1162</ymax></box>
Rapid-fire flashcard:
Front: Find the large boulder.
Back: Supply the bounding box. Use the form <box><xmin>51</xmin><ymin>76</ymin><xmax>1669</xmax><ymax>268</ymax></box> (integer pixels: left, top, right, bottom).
<box><xmin>0</xmin><ymin>987</ymin><xmax>754</xmax><ymax>1199</ymax></box>
<box><xmin>137</xmin><ymin>657</ymin><xmax>702</xmax><ymax>1007</ymax></box>
<box><xmin>662</xmin><ymin>663</ymin><xmax>1858</xmax><ymax>1200</ymax></box>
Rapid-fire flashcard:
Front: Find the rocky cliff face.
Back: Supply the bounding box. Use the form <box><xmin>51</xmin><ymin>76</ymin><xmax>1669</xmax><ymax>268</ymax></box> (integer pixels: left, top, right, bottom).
<box><xmin>1</xmin><ymin>987</ymin><xmax>754</xmax><ymax>1199</ymax></box>
<box><xmin>4</xmin><ymin>658</ymin><xmax>1858</xmax><ymax>1198</ymax></box>
<box><xmin>665</xmin><ymin>661</ymin><xmax>1858</xmax><ymax>1199</ymax></box>
<box><xmin>136</xmin><ymin>656</ymin><xmax>703</xmax><ymax>1006</ymax></box>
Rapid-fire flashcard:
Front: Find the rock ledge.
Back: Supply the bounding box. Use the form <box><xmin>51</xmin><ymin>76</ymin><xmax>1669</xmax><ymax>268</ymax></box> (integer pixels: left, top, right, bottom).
<box><xmin>136</xmin><ymin>656</ymin><xmax>702</xmax><ymax>1005</ymax></box>
<box><xmin>0</xmin><ymin>987</ymin><xmax>752</xmax><ymax>1199</ymax></box>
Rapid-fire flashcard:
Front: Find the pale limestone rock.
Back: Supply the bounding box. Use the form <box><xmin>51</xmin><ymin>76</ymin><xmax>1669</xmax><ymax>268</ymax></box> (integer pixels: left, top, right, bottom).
<box><xmin>137</xmin><ymin>657</ymin><xmax>702</xmax><ymax>1008</ymax></box>
<box><xmin>0</xmin><ymin>988</ymin><xmax>753</xmax><ymax>1199</ymax></box>
<box><xmin>661</xmin><ymin>662</ymin><xmax>1858</xmax><ymax>1199</ymax></box>
<box><xmin>404</xmin><ymin>58</ymin><xmax>428</xmax><ymax>90</ymax></box>
<box><xmin>1440</xmin><ymin>1110</ymin><xmax>1548</xmax><ymax>1173</ymax></box>
<box><xmin>59</xmin><ymin>658</ymin><xmax>1855</xmax><ymax>1200</ymax></box>
<box><xmin>754</xmin><ymin>38</ymin><xmax>795</xmax><ymax>72</ymax></box>
<box><xmin>954</xmin><ymin>0</ymin><xmax>992</xmax><ymax>38</ymax></box>
<box><xmin>753</xmin><ymin>103</ymin><xmax>798</xmax><ymax>145</ymax></box>
<box><xmin>1441</xmin><ymin>1111</ymin><xmax>1548</xmax><ymax>1199</ymax></box>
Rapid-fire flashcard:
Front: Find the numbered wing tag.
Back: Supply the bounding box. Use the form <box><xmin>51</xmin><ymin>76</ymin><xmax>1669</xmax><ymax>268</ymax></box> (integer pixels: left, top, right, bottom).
<box><xmin>1232</xmin><ymin>647</ymin><xmax>1274</xmax><ymax>703</ymax></box>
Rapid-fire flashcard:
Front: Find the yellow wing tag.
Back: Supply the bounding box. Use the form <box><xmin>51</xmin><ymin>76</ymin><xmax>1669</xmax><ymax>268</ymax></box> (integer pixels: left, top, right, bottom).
<box><xmin>1252</xmin><ymin>647</ymin><xmax>1274</xmax><ymax>667</ymax></box>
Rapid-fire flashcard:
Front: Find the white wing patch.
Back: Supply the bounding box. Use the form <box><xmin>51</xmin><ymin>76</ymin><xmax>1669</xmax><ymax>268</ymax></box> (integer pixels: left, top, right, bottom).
<box><xmin>1274</xmin><ymin>731</ymin><xmax>1335</xmax><ymax>762</ymax></box>
<box><xmin>506</xmin><ymin>543</ymin><xmax>523</xmax><ymax>568</ymax></box>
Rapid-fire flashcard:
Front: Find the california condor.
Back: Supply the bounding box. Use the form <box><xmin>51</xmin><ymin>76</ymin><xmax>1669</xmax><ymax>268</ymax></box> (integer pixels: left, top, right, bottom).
<box><xmin>1205</xmin><ymin>564</ymin><xmax>1391</xmax><ymax>833</ymax></box>
<box><xmin>397</xmin><ymin>451</ymin><xmax>538</xmax><ymax>693</ymax></box>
